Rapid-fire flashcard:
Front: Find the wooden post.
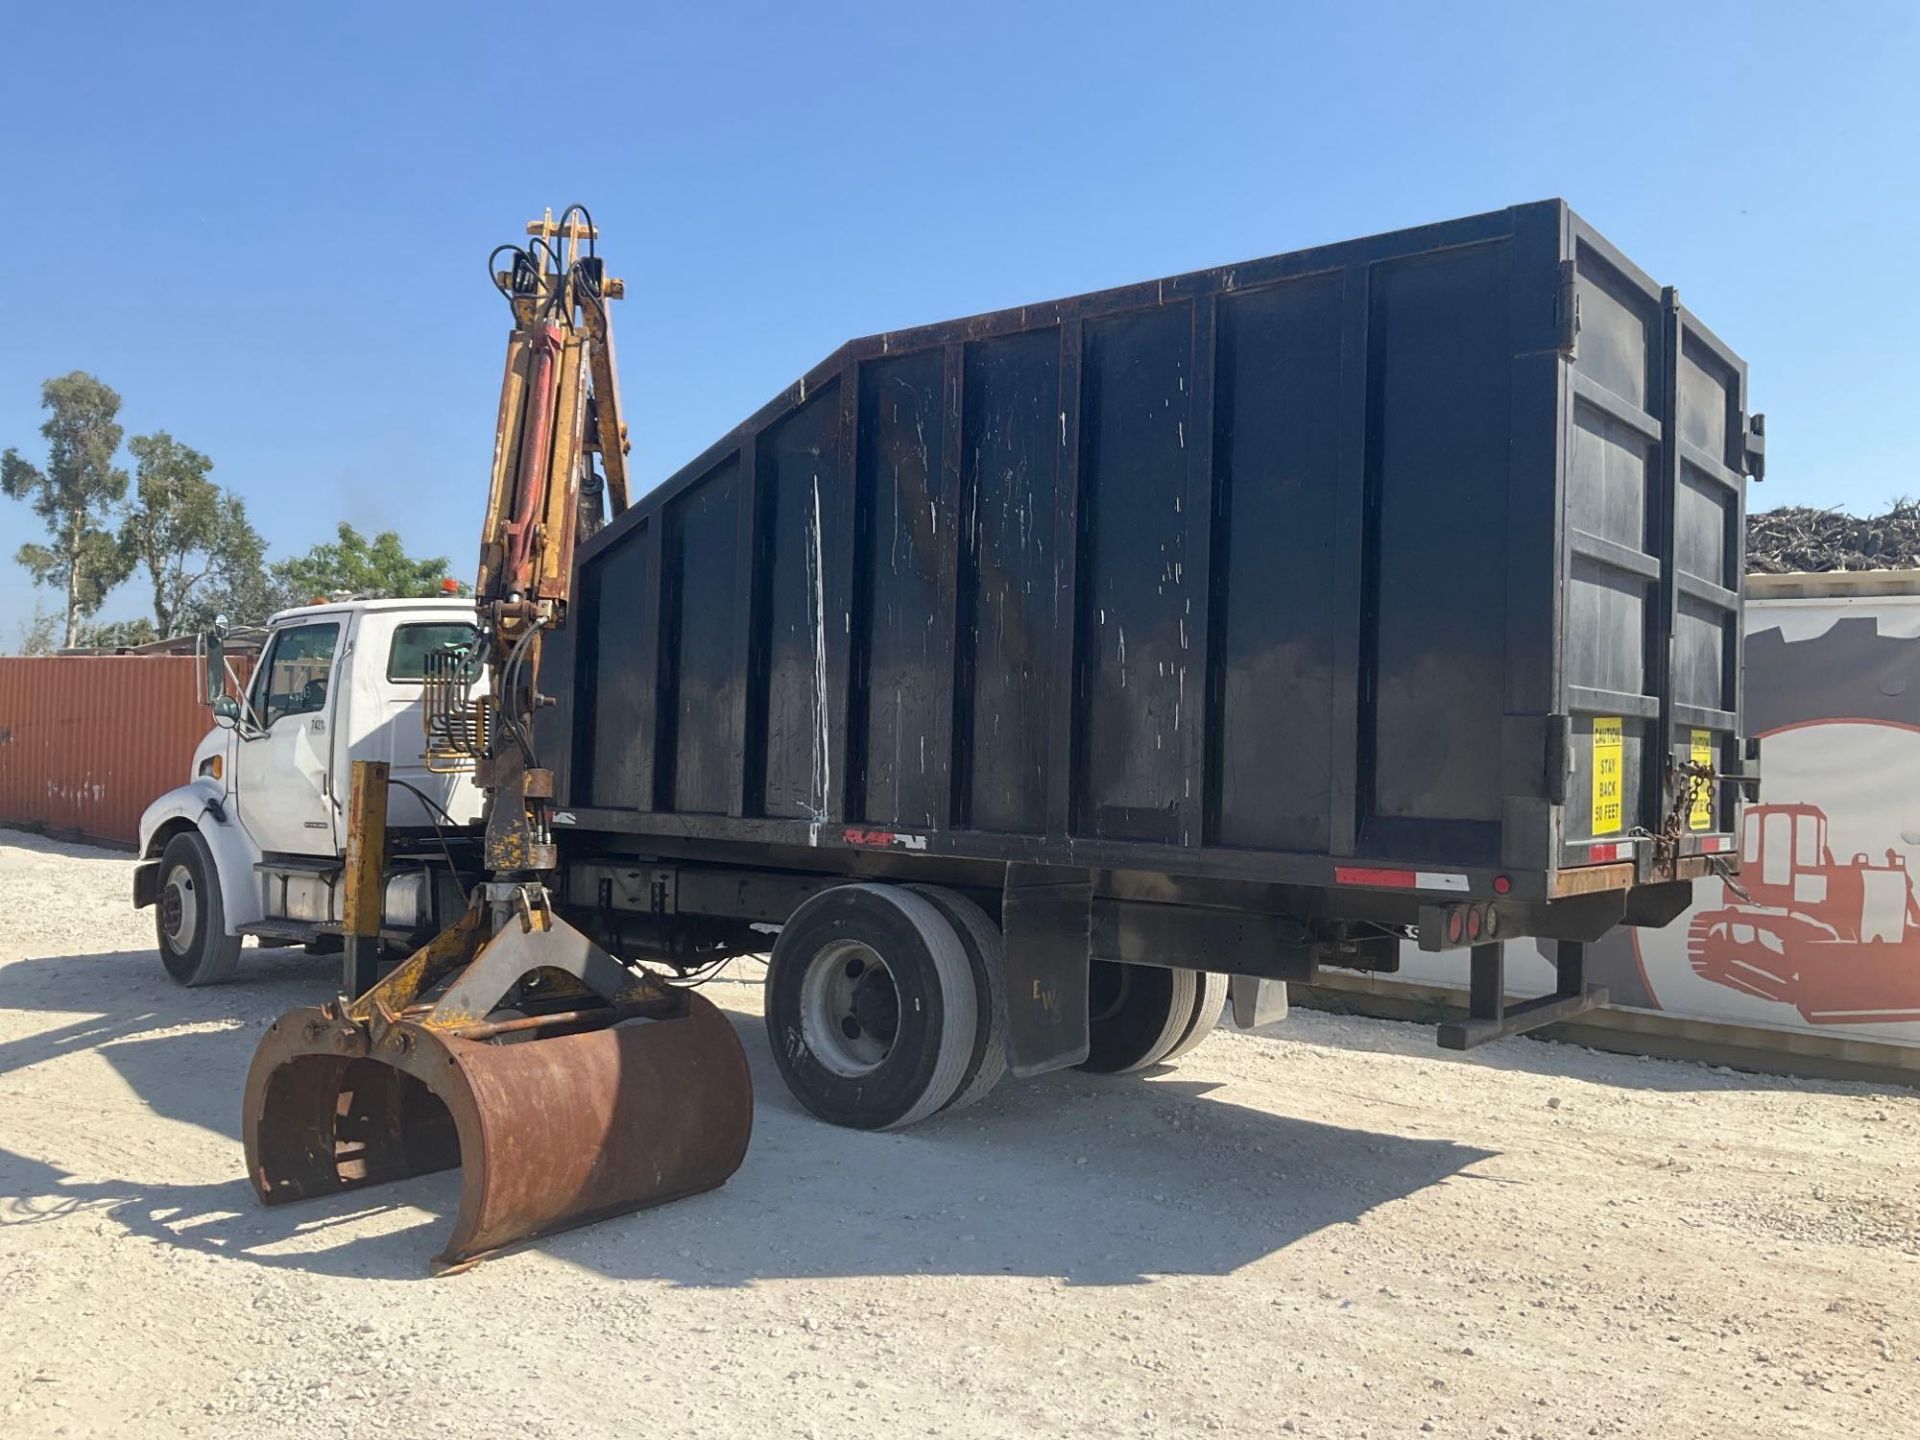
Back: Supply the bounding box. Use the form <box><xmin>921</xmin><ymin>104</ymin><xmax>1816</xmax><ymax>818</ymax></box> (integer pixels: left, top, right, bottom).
<box><xmin>341</xmin><ymin>759</ymin><xmax>390</xmax><ymax>996</ymax></box>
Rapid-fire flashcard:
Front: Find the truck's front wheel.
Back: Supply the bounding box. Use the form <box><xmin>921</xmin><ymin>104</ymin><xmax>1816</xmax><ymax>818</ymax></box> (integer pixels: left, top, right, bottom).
<box><xmin>156</xmin><ymin>831</ymin><xmax>243</xmax><ymax>987</ymax></box>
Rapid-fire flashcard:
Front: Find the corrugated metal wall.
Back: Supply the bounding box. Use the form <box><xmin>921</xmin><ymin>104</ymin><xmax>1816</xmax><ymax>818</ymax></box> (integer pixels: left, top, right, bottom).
<box><xmin>0</xmin><ymin>657</ymin><xmax>216</xmax><ymax>848</ymax></box>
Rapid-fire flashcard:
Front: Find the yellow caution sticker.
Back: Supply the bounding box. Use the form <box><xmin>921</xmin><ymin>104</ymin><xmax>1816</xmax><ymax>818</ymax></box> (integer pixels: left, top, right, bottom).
<box><xmin>1689</xmin><ymin>729</ymin><xmax>1714</xmax><ymax>831</ymax></box>
<box><xmin>1592</xmin><ymin>717</ymin><xmax>1623</xmax><ymax>835</ymax></box>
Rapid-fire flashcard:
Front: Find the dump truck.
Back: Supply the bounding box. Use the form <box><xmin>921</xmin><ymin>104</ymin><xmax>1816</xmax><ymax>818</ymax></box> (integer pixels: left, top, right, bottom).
<box><xmin>135</xmin><ymin>200</ymin><xmax>1763</xmax><ymax>1269</ymax></box>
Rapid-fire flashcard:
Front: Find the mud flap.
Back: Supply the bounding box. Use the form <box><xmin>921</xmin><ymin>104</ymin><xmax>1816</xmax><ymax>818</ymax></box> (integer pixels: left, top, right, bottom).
<box><xmin>998</xmin><ymin>865</ymin><xmax>1092</xmax><ymax>1077</ymax></box>
<box><xmin>1229</xmin><ymin>976</ymin><xmax>1289</xmax><ymax>1030</ymax></box>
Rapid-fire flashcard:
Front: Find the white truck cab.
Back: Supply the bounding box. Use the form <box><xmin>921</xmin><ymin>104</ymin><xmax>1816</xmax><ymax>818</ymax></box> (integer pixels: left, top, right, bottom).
<box><xmin>134</xmin><ymin>597</ymin><xmax>483</xmax><ymax>984</ymax></box>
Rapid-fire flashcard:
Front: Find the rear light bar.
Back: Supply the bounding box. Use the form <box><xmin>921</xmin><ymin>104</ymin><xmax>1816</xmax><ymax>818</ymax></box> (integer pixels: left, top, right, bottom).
<box><xmin>1418</xmin><ymin>899</ymin><xmax>1506</xmax><ymax>952</ymax></box>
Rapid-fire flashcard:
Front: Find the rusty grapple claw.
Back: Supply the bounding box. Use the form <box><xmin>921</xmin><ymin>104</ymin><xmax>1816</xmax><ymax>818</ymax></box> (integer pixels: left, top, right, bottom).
<box><xmin>242</xmin><ymin>903</ymin><xmax>752</xmax><ymax>1271</ymax></box>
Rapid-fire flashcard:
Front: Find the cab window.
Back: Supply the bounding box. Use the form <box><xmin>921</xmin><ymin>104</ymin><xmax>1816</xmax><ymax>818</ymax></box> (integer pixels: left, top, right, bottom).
<box><xmin>252</xmin><ymin>622</ymin><xmax>341</xmax><ymax>726</ymax></box>
<box><xmin>387</xmin><ymin>622</ymin><xmax>478</xmax><ymax>682</ymax></box>
<box><xmin>1794</xmin><ymin>814</ymin><xmax>1822</xmax><ymax>867</ymax></box>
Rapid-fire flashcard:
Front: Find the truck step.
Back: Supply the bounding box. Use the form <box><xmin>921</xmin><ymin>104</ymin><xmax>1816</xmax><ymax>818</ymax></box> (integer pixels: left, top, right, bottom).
<box><xmin>238</xmin><ymin>919</ymin><xmax>342</xmax><ymax>941</ymax></box>
<box><xmin>253</xmin><ymin>854</ymin><xmax>342</xmax><ymax>876</ymax></box>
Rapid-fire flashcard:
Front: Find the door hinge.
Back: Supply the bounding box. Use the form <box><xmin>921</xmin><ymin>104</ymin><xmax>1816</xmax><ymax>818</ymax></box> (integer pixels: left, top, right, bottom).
<box><xmin>1741</xmin><ymin>411</ymin><xmax>1766</xmax><ymax>482</ymax></box>
<box><xmin>1555</xmin><ymin>259</ymin><xmax>1581</xmax><ymax>358</ymax></box>
<box><xmin>1545</xmin><ymin>713</ymin><xmax>1571</xmax><ymax>805</ymax></box>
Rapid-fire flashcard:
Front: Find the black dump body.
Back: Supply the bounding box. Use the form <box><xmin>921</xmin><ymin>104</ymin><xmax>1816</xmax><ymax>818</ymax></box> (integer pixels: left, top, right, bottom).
<box><xmin>541</xmin><ymin>200</ymin><xmax>1760</xmax><ymax>921</ymax></box>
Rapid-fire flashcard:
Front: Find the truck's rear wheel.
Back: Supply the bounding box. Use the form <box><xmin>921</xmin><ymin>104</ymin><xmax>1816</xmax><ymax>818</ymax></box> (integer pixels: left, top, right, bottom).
<box><xmin>766</xmin><ymin>884</ymin><xmax>977</xmax><ymax>1130</ymax></box>
<box><xmin>1160</xmin><ymin>971</ymin><xmax>1229</xmax><ymax>1063</ymax></box>
<box><xmin>1077</xmin><ymin>960</ymin><xmax>1200</xmax><ymax>1074</ymax></box>
<box><xmin>155</xmin><ymin>830</ymin><xmax>243</xmax><ymax>987</ymax></box>
<box><xmin>906</xmin><ymin>885</ymin><xmax>1009</xmax><ymax>1113</ymax></box>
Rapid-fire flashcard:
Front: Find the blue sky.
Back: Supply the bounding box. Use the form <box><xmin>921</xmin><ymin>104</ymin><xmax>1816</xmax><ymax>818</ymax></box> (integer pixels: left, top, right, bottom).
<box><xmin>3</xmin><ymin>1</ymin><xmax>1915</xmax><ymax>629</ymax></box>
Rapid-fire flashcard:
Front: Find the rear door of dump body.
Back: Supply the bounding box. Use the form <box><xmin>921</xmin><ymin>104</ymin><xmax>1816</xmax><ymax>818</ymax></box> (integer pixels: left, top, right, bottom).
<box><xmin>1558</xmin><ymin>210</ymin><xmax>1759</xmax><ymax>875</ymax></box>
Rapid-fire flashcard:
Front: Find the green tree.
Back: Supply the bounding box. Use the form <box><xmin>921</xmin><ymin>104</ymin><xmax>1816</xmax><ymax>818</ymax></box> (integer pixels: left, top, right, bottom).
<box><xmin>116</xmin><ymin>431</ymin><xmax>272</xmax><ymax>635</ymax></box>
<box><xmin>76</xmin><ymin>617</ymin><xmax>160</xmax><ymax>650</ymax></box>
<box><xmin>2</xmin><ymin>373</ymin><xmax>134</xmax><ymax>648</ymax></box>
<box><xmin>11</xmin><ymin>605</ymin><xmax>60</xmax><ymax>656</ymax></box>
<box><xmin>269</xmin><ymin>522</ymin><xmax>450</xmax><ymax>607</ymax></box>
<box><xmin>187</xmin><ymin>493</ymin><xmax>274</xmax><ymax>627</ymax></box>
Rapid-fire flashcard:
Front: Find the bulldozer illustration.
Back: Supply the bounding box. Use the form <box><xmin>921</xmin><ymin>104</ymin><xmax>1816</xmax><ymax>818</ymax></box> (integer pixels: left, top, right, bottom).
<box><xmin>1687</xmin><ymin>801</ymin><xmax>1920</xmax><ymax>1024</ymax></box>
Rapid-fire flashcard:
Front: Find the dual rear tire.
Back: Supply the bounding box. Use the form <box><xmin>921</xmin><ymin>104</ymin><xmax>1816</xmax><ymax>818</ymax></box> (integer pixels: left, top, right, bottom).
<box><xmin>765</xmin><ymin>883</ymin><xmax>1007</xmax><ymax>1130</ymax></box>
<box><xmin>1077</xmin><ymin>961</ymin><xmax>1227</xmax><ymax>1074</ymax></box>
<box><xmin>765</xmin><ymin>884</ymin><xmax>1225</xmax><ymax>1128</ymax></box>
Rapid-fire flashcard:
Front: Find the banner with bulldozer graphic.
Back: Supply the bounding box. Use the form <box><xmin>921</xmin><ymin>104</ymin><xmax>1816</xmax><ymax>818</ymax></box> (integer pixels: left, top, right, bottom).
<box><xmin>1397</xmin><ymin>573</ymin><xmax>1920</xmax><ymax>1050</ymax></box>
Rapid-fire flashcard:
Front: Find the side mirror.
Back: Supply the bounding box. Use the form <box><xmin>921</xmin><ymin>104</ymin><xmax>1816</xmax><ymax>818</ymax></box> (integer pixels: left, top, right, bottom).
<box><xmin>212</xmin><ymin>695</ymin><xmax>241</xmax><ymax>725</ymax></box>
<box><xmin>201</xmin><ymin>622</ymin><xmax>228</xmax><ymax>705</ymax></box>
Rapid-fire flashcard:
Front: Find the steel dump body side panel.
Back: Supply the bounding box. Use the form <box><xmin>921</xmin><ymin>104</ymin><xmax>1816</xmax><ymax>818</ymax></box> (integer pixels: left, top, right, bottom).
<box><xmin>544</xmin><ymin>201</ymin><xmax>1750</xmax><ymax>907</ymax></box>
<box><xmin>957</xmin><ymin>328</ymin><xmax>1060</xmax><ymax>836</ymax></box>
<box><xmin>1208</xmin><ymin>270</ymin><xmax>1345</xmax><ymax>854</ymax></box>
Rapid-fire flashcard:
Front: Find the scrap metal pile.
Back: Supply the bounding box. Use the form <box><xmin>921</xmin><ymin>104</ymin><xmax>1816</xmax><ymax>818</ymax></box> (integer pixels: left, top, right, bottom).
<box><xmin>1747</xmin><ymin>503</ymin><xmax>1920</xmax><ymax>574</ymax></box>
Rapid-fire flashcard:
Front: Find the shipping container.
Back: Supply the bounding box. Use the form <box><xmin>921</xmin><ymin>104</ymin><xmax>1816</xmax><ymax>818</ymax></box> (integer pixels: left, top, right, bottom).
<box><xmin>542</xmin><ymin>199</ymin><xmax>1762</xmax><ymax>912</ymax></box>
<box><xmin>0</xmin><ymin>656</ymin><xmax>225</xmax><ymax>848</ymax></box>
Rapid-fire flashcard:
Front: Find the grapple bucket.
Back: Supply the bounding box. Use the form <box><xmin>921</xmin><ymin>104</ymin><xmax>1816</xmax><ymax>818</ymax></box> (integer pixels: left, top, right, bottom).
<box><xmin>242</xmin><ymin>912</ymin><xmax>752</xmax><ymax>1271</ymax></box>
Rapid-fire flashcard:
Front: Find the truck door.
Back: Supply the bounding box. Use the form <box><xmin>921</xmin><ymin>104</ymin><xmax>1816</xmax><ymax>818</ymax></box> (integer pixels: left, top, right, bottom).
<box><xmin>234</xmin><ymin>619</ymin><xmax>343</xmax><ymax>857</ymax></box>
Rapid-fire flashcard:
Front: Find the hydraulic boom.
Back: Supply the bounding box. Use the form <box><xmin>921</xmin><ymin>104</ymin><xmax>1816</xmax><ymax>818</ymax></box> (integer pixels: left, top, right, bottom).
<box><xmin>241</xmin><ymin>209</ymin><xmax>753</xmax><ymax>1272</ymax></box>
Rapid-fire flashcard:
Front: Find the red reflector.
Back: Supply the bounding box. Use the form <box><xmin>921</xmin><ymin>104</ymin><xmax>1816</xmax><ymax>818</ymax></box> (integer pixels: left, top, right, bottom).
<box><xmin>1698</xmin><ymin>836</ymin><xmax>1728</xmax><ymax>854</ymax></box>
<box><xmin>1587</xmin><ymin>842</ymin><xmax>1630</xmax><ymax>863</ymax></box>
<box><xmin>1492</xmin><ymin>875</ymin><xmax>1511</xmax><ymax>895</ymax></box>
<box><xmin>1333</xmin><ymin>866</ymin><xmax>1417</xmax><ymax>889</ymax></box>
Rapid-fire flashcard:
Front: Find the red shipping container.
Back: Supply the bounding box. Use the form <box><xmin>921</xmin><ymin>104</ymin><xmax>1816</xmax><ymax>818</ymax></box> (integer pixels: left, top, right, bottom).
<box><xmin>0</xmin><ymin>656</ymin><xmax>223</xmax><ymax>848</ymax></box>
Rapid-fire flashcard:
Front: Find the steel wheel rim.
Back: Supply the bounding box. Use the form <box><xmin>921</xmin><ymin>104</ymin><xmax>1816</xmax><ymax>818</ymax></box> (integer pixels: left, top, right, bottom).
<box><xmin>799</xmin><ymin>940</ymin><xmax>898</xmax><ymax>1077</ymax></box>
<box><xmin>161</xmin><ymin>864</ymin><xmax>198</xmax><ymax>953</ymax></box>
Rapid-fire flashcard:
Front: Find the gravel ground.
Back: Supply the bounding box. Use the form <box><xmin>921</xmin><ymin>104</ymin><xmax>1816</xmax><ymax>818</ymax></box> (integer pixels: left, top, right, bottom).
<box><xmin>1</xmin><ymin>827</ymin><xmax>1915</xmax><ymax>1439</ymax></box>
